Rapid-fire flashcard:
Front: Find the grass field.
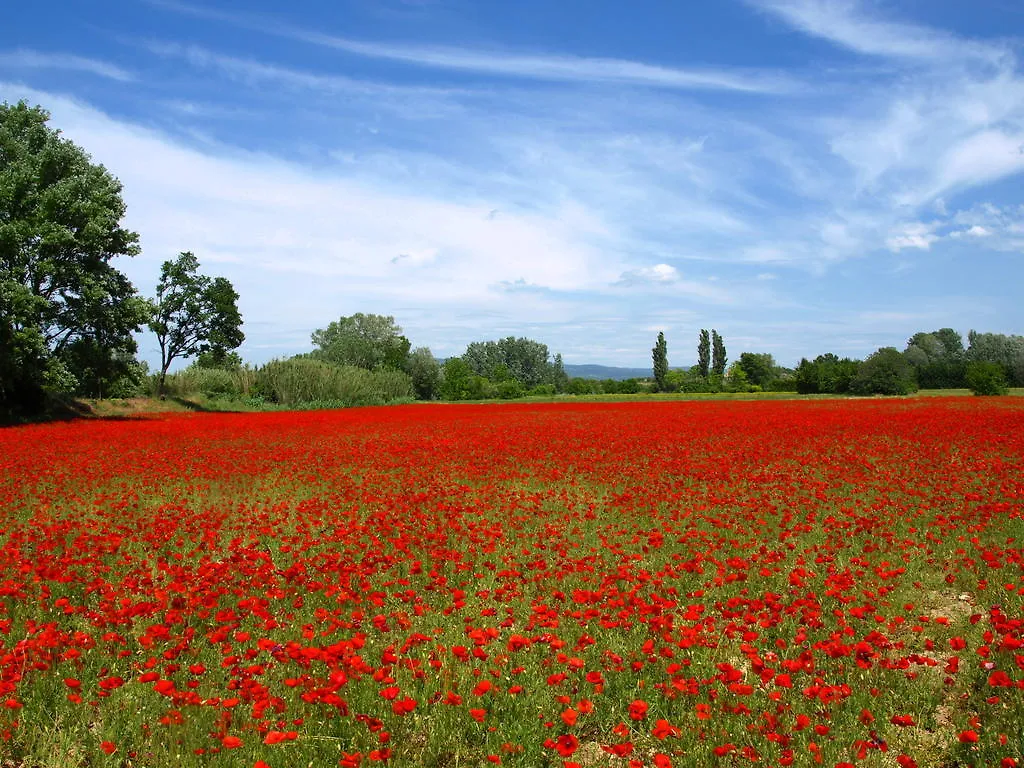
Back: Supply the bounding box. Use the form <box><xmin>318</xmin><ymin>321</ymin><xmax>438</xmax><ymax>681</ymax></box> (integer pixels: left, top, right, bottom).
<box><xmin>1</xmin><ymin>397</ymin><xmax>1022</xmax><ymax>767</ymax></box>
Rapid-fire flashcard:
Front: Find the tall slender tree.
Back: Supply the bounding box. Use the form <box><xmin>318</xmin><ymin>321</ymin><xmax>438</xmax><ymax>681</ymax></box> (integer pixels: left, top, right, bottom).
<box><xmin>711</xmin><ymin>330</ymin><xmax>727</xmax><ymax>376</ymax></box>
<box><xmin>697</xmin><ymin>329</ymin><xmax>711</xmax><ymax>378</ymax></box>
<box><xmin>652</xmin><ymin>331</ymin><xmax>668</xmax><ymax>391</ymax></box>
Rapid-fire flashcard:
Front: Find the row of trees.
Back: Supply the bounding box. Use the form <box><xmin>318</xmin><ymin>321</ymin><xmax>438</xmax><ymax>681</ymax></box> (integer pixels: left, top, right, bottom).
<box><xmin>1</xmin><ymin>102</ymin><xmax>244</xmax><ymax>418</ymax></box>
<box><xmin>649</xmin><ymin>327</ymin><xmax>1021</xmax><ymax>396</ymax></box>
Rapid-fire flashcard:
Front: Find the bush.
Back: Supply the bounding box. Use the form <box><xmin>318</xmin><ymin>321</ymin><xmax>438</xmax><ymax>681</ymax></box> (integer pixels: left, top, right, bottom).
<box><xmin>850</xmin><ymin>348</ymin><xmax>917</xmax><ymax>396</ymax></box>
<box><xmin>965</xmin><ymin>361</ymin><xmax>1009</xmax><ymax>396</ymax></box>
<box><xmin>255</xmin><ymin>358</ymin><xmax>413</xmax><ymax>407</ymax></box>
<box><xmin>496</xmin><ymin>379</ymin><xmax>526</xmax><ymax>399</ymax></box>
<box><xmin>527</xmin><ymin>383</ymin><xmax>556</xmax><ymax>397</ymax></box>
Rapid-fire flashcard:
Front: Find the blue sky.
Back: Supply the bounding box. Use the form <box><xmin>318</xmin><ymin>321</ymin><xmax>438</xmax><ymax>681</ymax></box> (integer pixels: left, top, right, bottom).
<box><xmin>3</xmin><ymin>0</ymin><xmax>1023</xmax><ymax>369</ymax></box>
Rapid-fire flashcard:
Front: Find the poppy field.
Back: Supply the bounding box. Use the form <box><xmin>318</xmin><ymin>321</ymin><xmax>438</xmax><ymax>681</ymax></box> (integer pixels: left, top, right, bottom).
<box><xmin>1</xmin><ymin>398</ymin><xmax>1022</xmax><ymax>768</ymax></box>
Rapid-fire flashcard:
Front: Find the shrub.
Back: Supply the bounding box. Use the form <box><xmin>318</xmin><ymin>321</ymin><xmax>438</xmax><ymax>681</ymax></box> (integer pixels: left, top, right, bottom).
<box><xmin>965</xmin><ymin>361</ymin><xmax>1009</xmax><ymax>396</ymax></box>
<box><xmin>850</xmin><ymin>347</ymin><xmax>917</xmax><ymax>396</ymax></box>
<box><xmin>255</xmin><ymin>358</ymin><xmax>413</xmax><ymax>407</ymax></box>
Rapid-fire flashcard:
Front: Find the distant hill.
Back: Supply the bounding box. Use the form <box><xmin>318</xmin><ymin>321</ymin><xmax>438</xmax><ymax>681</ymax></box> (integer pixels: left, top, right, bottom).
<box><xmin>564</xmin><ymin>364</ymin><xmax>650</xmax><ymax>380</ymax></box>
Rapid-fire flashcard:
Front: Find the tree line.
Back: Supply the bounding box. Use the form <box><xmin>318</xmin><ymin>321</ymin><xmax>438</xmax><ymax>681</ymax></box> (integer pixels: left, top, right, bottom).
<box><xmin>2</xmin><ymin>100</ymin><xmax>1019</xmax><ymax>419</ymax></box>
<box><xmin>646</xmin><ymin>327</ymin><xmax>1019</xmax><ymax>397</ymax></box>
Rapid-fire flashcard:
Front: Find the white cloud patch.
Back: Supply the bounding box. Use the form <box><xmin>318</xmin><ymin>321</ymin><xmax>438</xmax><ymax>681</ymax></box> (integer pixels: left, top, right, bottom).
<box><xmin>0</xmin><ymin>49</ymin><xmax>135</xmax><ymax>81</ymax></box>
<box><xmin>617</xmin><ymin>263</ymin><xmax>679</xmax><ymax>285</ymax></box>
<box><xmin>150</xmin><ymin>1</ymin><xmax>799</xmax><ymax>94</ymax></box>
<box><xmin>886</xmin><ymin>221</ymin><xmax>939</xmax><ymax>252</ymax></box>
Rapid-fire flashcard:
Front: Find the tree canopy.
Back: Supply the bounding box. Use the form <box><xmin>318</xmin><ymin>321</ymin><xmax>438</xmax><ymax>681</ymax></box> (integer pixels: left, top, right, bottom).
<box><xmin>1</xmin><ymin>101</ymin><xmax>147</xmax><ymax>414</ymax></box>
<box><xmin>311</xmin><ymin>313</ymin><xmax>411</xmax><ymax>371</ymax></box>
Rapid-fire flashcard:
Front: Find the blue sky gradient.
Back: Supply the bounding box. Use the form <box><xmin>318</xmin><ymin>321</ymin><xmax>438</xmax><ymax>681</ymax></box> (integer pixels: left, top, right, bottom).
<box><xmin>3</xmin><ymin>0</ymin><xmax>1023</xmax><ymax>368</ymax></box>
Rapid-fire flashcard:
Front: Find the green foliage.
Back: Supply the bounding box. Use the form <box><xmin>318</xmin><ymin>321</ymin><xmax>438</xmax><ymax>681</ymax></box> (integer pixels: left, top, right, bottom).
<box><xmin>697</xmin><ymin>329</ymin><xmax>711</xmax><ymax>378</ymax></box>
<box><xmin>440</xmin><ymin>358</ymin><xmax>474</xmax><ymax>400</ymax></box>
<box><xmin>795</xmin><ymin>354</ymin><xmax>860</xmax><ymax>394</ymax></box>
<box><xmin>711</xmin><ymin>330</ymin><xmax>727</xmax><ymax>376</ymax></box>
<box><xmin>736</xmin><ymin>352</ymin><xmax>777</xmax><ymax>388</ymax></box>
<box><xmin>651</xmin><ymin>331</ymin><xmax>668</xmax><ymax>391</ymax></box>
<box><xmin>404</xmin><ymin>346</ymin><xmax>442</xmax><ymax>400</ymax></box>
<box><xmin>904</xmin><ymin>328</ymin><xmax>966</xmax><ymax>388</ymax></box>
<box><xmin>61</xmin><ymin>338</ymin><xmax>148</xmax><ymax>398</ymax></box>
<box><xmin>148</xmin><ymin>252</ymin><xmax>244</xmax><ymax>394</ymax></box>
<box><xmin>462</xmin><ymin>337</ymin><xmax>553</xmax><ymax>387</ymax></box>
<box><xmin>965</xmin><ymin>361</ymin><xmax>1009</xmax><ymax>396</ymax></box>
<box><xmin>1</xmin><ymin>101</ymin><xmax>146</xmax><ymax>416</ymax></box>
<box><xmin>311</xmin><ymin>313</ymin><xmax>411</xmax><ymax>372</ymax></box>
<box><xmin>527</xmin><ymin>383</ymin><xmax>557</xmax><ymax>396</ymax></box>
<box><xmin>551</xmin><ymin>352</ymin><xmax>569</xmax><ymax>393</ymax></box>
<box><xmin>725</xmin><ymin>362</ymin><xmax>751</xmax><ymax>392</ymax></box>
<box><xmin>850</xmin><ymin>347</ymin><xmax>918</xmax><ymax>396</ymax></box>
<box><xmin>967</xmin><ymin>330</ymin><xmax>1024</xmax><ymax>386</ymax></box>
<box><xmin>495</xmin><ymin>378</ymin><xmax>526</xmax><ymax>399</ymax></box>
<box><xmin>255</xmin><ymin>357</ymin><xmax>412</xmax><ymax>406</ymax></box>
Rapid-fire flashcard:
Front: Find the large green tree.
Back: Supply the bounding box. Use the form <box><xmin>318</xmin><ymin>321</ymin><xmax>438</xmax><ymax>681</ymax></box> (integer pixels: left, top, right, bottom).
<box><xmin>1</xmin><ymin>101</ymin><xmax>147</xmax><ymax>414</ymax></box>
<box><xmin>311</xmin><ymin>313</ymin><xmax>410</xmax><ymax>372</ymax></box>
<box><xmin>697</xmin><ymin>329</ymin><xmax>710</xmax><ymax>378</ymax></box>
<box><xmin>736</xmin><ymin>352</ymin><xmax>777</xmax><ymax>388</ymax></box>
<box><xmin>850</xmin><ymin>347</ymin><xmax>917</xmax><ymax>396</ymax></box>
<box><xmin>462</xmin><ymin>337</ymin><xmax>552</xmax><ymax>387</ymax></box>
<box><xmin>148</xmin><ymin>252</ymin><xmax>244</xmax><ymax>395</ymax></box>
<box><xmin>404</xmin><ymin>346</ymin><xmax>442</xmax><ymax>400</ymax></box>
<box><xmin>711</xmin><ymin>330</ymin><xmax>727</xmax><ymax>376</ymax></box>
<box><xmin>652</xmin><ymin>331</ymin><xmax>668</xmax><ymax>391</ymax></box>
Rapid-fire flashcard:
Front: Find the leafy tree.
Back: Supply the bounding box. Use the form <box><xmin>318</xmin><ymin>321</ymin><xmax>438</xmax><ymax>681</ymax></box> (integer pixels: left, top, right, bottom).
<box><xmin>967</xmin><ymin>331</ymin><xmax>1024</xmax><ymax>387</ymax></box>
<box><xmin>904</xmin><ymin>328</ymin><xmax>966</xmax><ymax>389</ymax></box>
<box><xmin>697</xmin><ymin>329</ymin><xmax>710</xmax><ymax>378</ymax></box>
<box><xmin>965</xmin><ymin>361</ymin><xmax>1009</xmax><ymax>396</ymax></box>
<box><xmin>440</xmin><ymin>357</ymin><xmax>474</xmax><ymax>401</ymax></box>
<box><xmin>725</xmin><ymin>362</ymin><xmax>750</xmax><ymax>392</ymax></box>
<box><xmin>652</xmin><ymin>331</ymin><xmax>668</xmax><ymax>391</ymax></box>
<box><xmin>463</xmin><ymin>337</ymin><xmax>552</xmax><ymax>387</ymax></box>
<box><xmin>404</xmin><ymin>346</ymin><xmax>442</xmax><ymax>400</ymax></box>
<box><xmin>711</xmin><ymin>330</ymin><xmax>727</xmax><ymax>376</ymax></box>
<box><xmin>311</xmin><ymin>313</ymin><xmax>411</xmax><ymax>372</ymax></box>
<box><xmin>736</xmin><ymin>352</ymin><xmax>777</xmax><ymax>388</ymax></box>
<box><xmin>795</xmin><ymin>353</ymin><xmax>860</xmax><ymax>394</ymax></box>
<box><xmin>149</xmin><ymin>252</ymin><xmax>244</xmax><ymax>396</ymax></box>
<box><xmin>551</xmin><ymin>352</ymin><xmax>570</xmax><ymax>393</ymax></box>
<box><xmin>1</xmin><ymin>100</ymin><xmax>147</xmax><ymax>415</ymax></box>
<box><xmin>850</xmin><ymin>347</ymin><xmax>917</xmax><ymax>396</ymax></box>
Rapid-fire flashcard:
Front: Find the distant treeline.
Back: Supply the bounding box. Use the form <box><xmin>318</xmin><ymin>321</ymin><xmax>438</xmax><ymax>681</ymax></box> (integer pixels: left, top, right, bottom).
<box><xmin>150</xmin><ymin>319</ymin><xmax>1018</xmax><ymax>408</ymax></box>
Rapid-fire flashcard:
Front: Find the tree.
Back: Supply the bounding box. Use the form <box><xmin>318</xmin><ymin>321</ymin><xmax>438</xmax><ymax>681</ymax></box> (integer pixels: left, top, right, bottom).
<box><xmin>850</xmin><ymin>347</ymin><xmax>917</xmax><ymax>396</ymax></box>
<box><xmin>697</xmin><ymin>329</ymin><xmax>710</xmax><ymax>378</ymax></box>
<box><xmin>736</xmin><ymin>352</ymin><xmax>777</xmax><ymax>389</ymax></box>
<box><xmin>311</xmin><ymin>313</ymin><xmax>411</xmax><ymax>372</ymax></box>
<box><xmin>967</xmin><ymin>331</ymin><xmax>1024</xmax><ymax>387</ymax></box>
<box><xmin>965</xmin><ymin>361</ymin><xmax>1008</xmax><ymax>396</ymax></box>
<box><xmin>404</xmin><ymin>346</ymin><xmax>442</xmax><ymax>400</ymax></box>
<box><xmin>462</xmin><ymin>337</ymin><xmax>553</xmax><ymax>387</ymax></box>
<box><xmin>550</xmin><ymin>352</ymin><xmax>570</xmax><ymax>393</ymax></box>
<box><xmin>652</xmin><ymin>331</ymin><xmax>668</xmax><ymax>391</ymax></box>
<box><xmin>711</xmin><ymin>330</ymin><xmax>727</xmax><ymax>376</ymax></box>
<box><xmin>440</xmin><ymin>357</ymin><xmax>474</xmax><ymax>401</ymax></box>
<box><xmin>904</xmin><ymin>329</ymin><xmax>966</xmax><ymax>389</ymax></box>
<box><xmin>149</xmin><ymin>252</ymin><xmax>244</xmax><ymax>396</ymax></box>
<box><xmin>1</xmin><ymin>101</ymin><xmax>147</xmax><ymax>415</ymax></box>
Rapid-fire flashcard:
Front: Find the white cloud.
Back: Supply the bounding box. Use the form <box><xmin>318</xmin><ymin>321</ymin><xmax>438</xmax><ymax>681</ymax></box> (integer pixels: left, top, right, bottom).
<box><xmin>885</xmin><ymin>221</ymin><xmax>941</xmax><ymax>252</ymax></box>
<box><xmin>753</xmin><ymin>0</ymin><xmax>1003</xmax><ymax>64</ymax></box>
<box><xmin>149</xmin><ymin>0</ymin><xmax>799</xmax><ymax>94</ymax></box>
<box><xmin>0</xmin><ymin>49</ymin><xmax>135</xmax><ymax>81</ymax></box>
<box><xmin>949</xmin><ymin>225</ymin><xmax>991</xmax><ymax>239</ymax></box>
<box><xmin>617</xmin><ymin>263</ymin><xmax>679</xmax><ymax>285</ymax></box>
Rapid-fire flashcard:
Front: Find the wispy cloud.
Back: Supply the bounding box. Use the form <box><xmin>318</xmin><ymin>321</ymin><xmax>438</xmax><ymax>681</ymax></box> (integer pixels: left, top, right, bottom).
<box><xmin>148</xmin><ymin>0</ymin><xmax>799</xmax><ymax>94</ymax></box>
<box><xmin>752</xmin><ymin>0</ymin><xmax>1006</xmax><ymax>64</ymax></box>
<box><xmin>0</xmin><ymin>49</ymin><xmax>134</xmax><ymax>82</ymax></box>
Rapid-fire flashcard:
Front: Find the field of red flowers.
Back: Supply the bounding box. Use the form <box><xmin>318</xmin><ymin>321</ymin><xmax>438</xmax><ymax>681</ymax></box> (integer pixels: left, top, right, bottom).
<box><xmin>0</xmin><ymin>398</ymin><xmax>1022</xmax><ymax>767</ymax></box>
